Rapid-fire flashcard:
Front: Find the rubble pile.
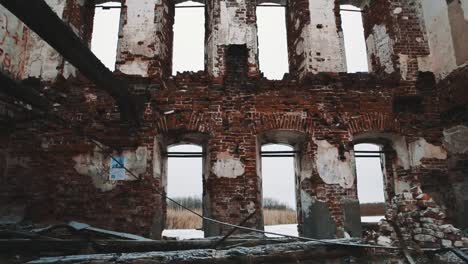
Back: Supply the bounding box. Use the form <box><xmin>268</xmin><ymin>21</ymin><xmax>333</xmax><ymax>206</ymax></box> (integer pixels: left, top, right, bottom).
<box><xmin>367</xmin><ymin>188</ymin><xmax>467</xmax><ymax>249</ymax></box>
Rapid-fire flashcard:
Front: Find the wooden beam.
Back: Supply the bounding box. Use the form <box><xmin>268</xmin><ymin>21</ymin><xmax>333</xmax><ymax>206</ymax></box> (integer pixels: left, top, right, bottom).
<box><xmin>0</xmin><ymin>71</ymin><xmax>51</xmax><ymax>111</ymax></box>
<box><xmin>0</xmin><ymin>238</ymin><xmax>298</xmax><ymax>255</ymax></box>
<box><xmin>0</xmin><ymin>0</ymin><xmax>139</xmax><ymax>122</ymax></box>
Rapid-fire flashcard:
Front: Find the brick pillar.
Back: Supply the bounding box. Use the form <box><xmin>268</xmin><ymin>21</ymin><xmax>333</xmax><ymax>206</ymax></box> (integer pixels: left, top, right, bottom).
<box><xmin>363</xmin><ymin>0</ymin><xmax>430</xmax><ymax>86</ymax></box>
<box><xmin>205</xmin><ymin>0</ymin><xmax>259</xmax><ymax>83</ymax></box>
<box><xmin>286</xmin><ymin>0</ymin><xmax>347</xmax><ymax>79</ymax></box>
<box><xmin>205</xmin><ymin>133</ymin><xmax>261</xmax><ymax>236</ymax></box>
<box><xmin>116</xmin><ymin>0</ymin><xmax>174</xmax><ymax>80</ymax></box>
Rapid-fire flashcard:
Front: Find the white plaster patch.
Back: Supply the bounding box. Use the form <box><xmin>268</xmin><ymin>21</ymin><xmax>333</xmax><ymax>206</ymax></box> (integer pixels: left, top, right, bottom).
<box><xmin>443</xmin><ymin>125</ymin><xmax>468</xmax><ymax>154</ymax></box>
<box><xmin>366</xmin><ymin>25</ymin><xmax>394</xmax><ymax>74</ymax></box>
<box><xmin>462</xmin><ymin>0</ymin><xmax>468</xmax><ymax>20</ymax></box>
<box><xmin>206</xmin><ymin>0</ymin><xmax>258</xmax><ymax>78</ymax></box>
<box><xmin>304</xmin><ymin>0</ymin><xmax>347</xmax><ymax>73</ymax></box>
<box><xmin>300</xmin><ymin>190</ymin><xmax>313</xmax><ymax>218</ymax></box>
<box><xmin>393</xmin><ymin>7</ymin><xmax>403</xmax><ymax>14</ymax></box>
<box><xmin>394</xmin><ymin>179</ymin><xmax>411</xmax><ymax>194</ymax></box>
<box><xmin>212</xmin><ymin>151</ymin><xmax>245</xmax><ymax>178</ymax></box>
<box><xmin>399</xmin><ymin>54</ymin><xmax>409</xmax><ymax>80</ymax></box>
<box><xmin>314</xmin><ymin>139</ymin><xmax>355</xmax><ymax>189</ymax></box>
<box><xmin>409</xmin><ymin>138</ymin><xmax>447</xmax><ymax>167</ymax></box>
<box><xmin>117</xmin><ymin>59</ymin><xmax>149</xmax><ymax>77</ymax></box>
<box><xmin>420</xmin><ymin>0</ymin><xmax>457</xmax><ymax>79</ymax></box>
<box><xmin>73</xmin><ymin>146</ymin><xmax>148</xmax><ymax>191</ymax></box>
<box><xmin>246</xmin><ymin>201</ymin><xmax>256</xmax><ymax>214</ymax></box>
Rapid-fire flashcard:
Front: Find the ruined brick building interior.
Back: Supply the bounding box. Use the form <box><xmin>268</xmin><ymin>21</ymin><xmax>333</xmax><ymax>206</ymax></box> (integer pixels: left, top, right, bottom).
<box><xmin>0</xmin><ymin>0</ymin><xmax>468</xmax><ymax>263</ymax></box>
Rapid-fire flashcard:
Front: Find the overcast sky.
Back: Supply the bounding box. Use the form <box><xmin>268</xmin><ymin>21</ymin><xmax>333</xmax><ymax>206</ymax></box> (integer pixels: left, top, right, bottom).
<box><xmin>91</xmin><ymin>3</ymin><xmax>383</xmax><ymax>211</ymax></box>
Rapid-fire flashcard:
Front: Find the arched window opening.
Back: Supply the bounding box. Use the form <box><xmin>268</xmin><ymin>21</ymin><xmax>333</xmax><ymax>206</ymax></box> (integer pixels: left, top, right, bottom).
<box><xmin>261</xmin><ymin>144</ymin><xmax>297</xmax><ymax>236</ymax></box>
<box><xmin>91</xmin><ymin>2</ymin><xmax>122</xmax><ymax>71</ymax></box>
<box><xmin>256</xmin><ymin>3</ymin><xmax>289</xmax><ymax>80</ymax></box>
<box><xmin>354</xmin><ymin>143</ymin><xmax>385</xmax><ymax>223</ymax></box>
<box><xmin>162</xmin><ymin>144</ymin><xmax>204</xmax><ymax>239</ymax></box>
<box><xmin>172</xmin><ymin>1</ymin><xmax>205</xmax><ymax>74</ymax></box>
<box><xmin>340</xmin><ymin>5</ymin><xmax>368</xmax><ymax>73</ymax></box>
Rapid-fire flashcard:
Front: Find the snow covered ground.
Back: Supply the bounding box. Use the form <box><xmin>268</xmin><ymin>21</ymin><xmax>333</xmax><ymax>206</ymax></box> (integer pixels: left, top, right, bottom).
<box><xmin>361</xmin><ymin>215</ymin><xmax>385</xmax><ymax>222</ymax></box>
<box><xmin>163</xmin><ymin>216</ymin><xmax>384</xmax><ymax>240</ymax></box>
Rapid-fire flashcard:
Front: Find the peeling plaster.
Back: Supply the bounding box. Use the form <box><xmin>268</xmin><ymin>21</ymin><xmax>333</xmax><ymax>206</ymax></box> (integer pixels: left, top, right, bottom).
<box><xmin>303</xmin><ymin>0</ymin><xmax>347</xmax><ymax>74</ymax></box>
<box><xmin>443</xmin><ymin>125</ymin><xmax>468</xmax><ymax>154</ymax></box>
<box><xmin>206</xmin><ymin>0</ymin><xmax>258</xmax><ymax>78</ymax></box>
<box><xmin>462</xmin><ymin>0</ymin><xmax>468</xmax><ymax>21</ymax></box>
<box><xmin>212</xmin><ymin>151</ymin><xmax>245</xmax><ymax>178</ymax></box>
<box><xmin>0</xmin><ymin>7</ymin><xmax>29</xmax><ymax>79</ymax></box>
<box><xmin>420</xmin><ymin>0</ymin><xmax>458</xmax><ymax>79</ymax></box>
<box><xmin>73</xmin><ymin>146</ymin><xmax>148</xmax><ymax>191</ymax></box>
<box><xmin>314</xmin><ymin>139</ymin><xmax>354</xmax><ymax>189</ymax></box>
<box><xmin>300</xmin><ymin>190</ymin><xmax>314</xmax><ymax>218</ymax></box>
<box><xmin>117</xmin><ymin>0</ymin><xmax>163</xmax><ymax>76</ymax></box>
<box><xmin>409</xmin><ymin>138</ymin><xmax>447</xmax><ymax>167</ymax></box>
<box><xmin>366</xmin><ymin>25</ymin><xmax>394</xmax><ymax>74</ymax></box>
<box><xmin>24</xmin><ymin>0</ymin><xmax>68</xmax><ymax>81</ymax></box>
<box><xmin>118</xmin><ymin>59</ymin><xmax>149</xmax><ymax>77</ymax></box>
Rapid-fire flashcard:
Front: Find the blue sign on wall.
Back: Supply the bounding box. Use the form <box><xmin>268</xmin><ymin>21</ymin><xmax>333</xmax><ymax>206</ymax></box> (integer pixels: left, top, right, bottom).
<box><xmin>110</xmin><ymin>157</ymin><xmax>126</xmax><ymax>180</ymax></box>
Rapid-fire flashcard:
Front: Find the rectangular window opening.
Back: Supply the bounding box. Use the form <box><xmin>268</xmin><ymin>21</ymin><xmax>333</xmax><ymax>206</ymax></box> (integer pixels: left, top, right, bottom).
<box><xmin>172</xmin><ymin>1</ymin><xmax>205</xmax><ymax>75</ymax></box>
<box><xmin>340</xmin><ymin>5</ymin><xmax>369</xmax><ymax>73</ymax></box>
<box><xmin>91</xmin><ymin>2</ymin><xmax>122</xmax><ymax>71</ymax></box>
<box><xmin>162</xmin><ymin>144</ymin><xmax>204</xmax><ymax>240</ymax></box>
<box><xmin>256</xmin><ymin>4</ymin><xmax>289</xmax><ymax>80</ymax></box>
<box><xmin>354</xmin><ymin>143</ymin><xmax>386</xmax><ymax>223</ymax></box>
<box><xmin>261</xmin><ymin>144</ymin><xmax>298</xmax><ymax>237</ymax></box>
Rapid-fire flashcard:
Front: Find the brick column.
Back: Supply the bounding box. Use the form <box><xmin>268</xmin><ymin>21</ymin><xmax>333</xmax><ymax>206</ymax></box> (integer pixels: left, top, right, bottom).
<box><xmin>116</xmin><ymin>0</ymin><xmax>174</xmax><ymax>80</ymax></box>
<box><xmin>363</xmin><ymin>0</ymin><xmax>430</xmax><ymax>85</ymax></box>
<box><xmin>205</xmin><ymin>0</ymin><xmax>259</xmax><ymax>83</ymax></box>
<box><xmin>286</xmin><ymin>0</ymin><xmax>347</xmax><ymax>79</ymax></box>
<box><xmin>205</xmin><ymin>133</ymin><xmax>261</xmax><ymax>236</ymax></box>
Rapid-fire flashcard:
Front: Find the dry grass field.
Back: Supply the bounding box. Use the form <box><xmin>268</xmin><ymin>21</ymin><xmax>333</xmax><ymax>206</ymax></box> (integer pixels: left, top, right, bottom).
<box><xmin>263</xmin><ymin>209</ymin><xmax>297</xmax><ymax>225</ymax></box>
<box><xmin>166</xmin><ymin>208</ymin><xmax>203</xmax><ymax>229</ymax></box>
<box><xmin>165</xmin><ymin>208</ymin><xmax>297</xmax><ymax>229</ymax></box>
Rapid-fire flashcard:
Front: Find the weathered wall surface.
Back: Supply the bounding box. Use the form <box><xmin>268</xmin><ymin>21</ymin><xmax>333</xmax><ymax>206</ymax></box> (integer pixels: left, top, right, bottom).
<box><xmin>116</xmin><ymin>0</ymin><xmax>174</xmax><ymax>79</ymax></box>
<box><xmin>0</xmin><ymin>0</ymin><xmax>92</xmax><ymax>81</ymax></box>
<box><xmin>419</xmin><ymin>0</ymin><xmax>458</xmax><ymax>80</ymax></box>
<box><xmin>287</xmin><ymin>0</ymin><xmax>346</xmax><ymax>79</ymax></box>
<box><xmin>0</xmin><ymin>7</ymin><xmax>29</xmax><ymax>80</ymax></box>
<box><xmin>447</xmin><ymin>0</ymin><xmax>468</xmax><ymax>66</ymax></box>
<box><xmin>205</xmin><ymin>0</ymin><xmax>259</xmax><ymax>82</ymax></box>
<box><xmin>363</xmin><ymin>0</ymin><xmax>430</xmax><ymax>83</ymax></box>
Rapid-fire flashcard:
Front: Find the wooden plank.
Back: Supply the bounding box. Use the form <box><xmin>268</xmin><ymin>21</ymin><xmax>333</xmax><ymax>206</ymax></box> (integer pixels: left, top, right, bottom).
<box><xmin>0</xmin><ymin>0</ymin><xmax>139</xmax><ymax>121</ymax></box>
<box><xmin>0</xmin><ymin>71</ymin><xmax>51</xmax><ymax>111</ymax></box>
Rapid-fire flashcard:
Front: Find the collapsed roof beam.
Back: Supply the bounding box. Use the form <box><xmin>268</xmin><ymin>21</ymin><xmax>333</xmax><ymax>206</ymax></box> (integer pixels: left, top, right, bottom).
<box><xmin>0</xmin><ymin>0</ymin><xmax>139</xmax><ymax>123</ymax></box>
<box><xmin>0</xmin><ymin>71</ymin><xmax>51</xmax><ymax>112</ymax></box>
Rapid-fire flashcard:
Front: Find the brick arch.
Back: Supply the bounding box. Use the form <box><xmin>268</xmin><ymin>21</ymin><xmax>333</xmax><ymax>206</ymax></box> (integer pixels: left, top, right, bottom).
<box><xmin>348</xmin><ymin>113</ymin><xmax>401</xmax><ymax>135</ymax></box>
<box><xmin>252</xmin><ymin>112</ymin><xmax>315</xmax><ymax>135</ymax></box>
<box><xmin>154</xmin><ymin>111</ymin><xmax>214</xmax><ymax>135</ymax></box>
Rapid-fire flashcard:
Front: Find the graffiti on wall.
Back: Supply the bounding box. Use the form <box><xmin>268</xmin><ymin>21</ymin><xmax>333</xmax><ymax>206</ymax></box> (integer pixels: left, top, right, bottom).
<box><xmin>0</xmin><ymin>10</ymin><xmax>28</xmax><ymax>79</ymax></box>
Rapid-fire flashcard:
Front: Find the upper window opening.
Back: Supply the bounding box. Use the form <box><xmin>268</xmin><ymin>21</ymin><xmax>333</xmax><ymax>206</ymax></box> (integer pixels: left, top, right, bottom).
<box><xmin>261</xmin><ymin>144</ymin><xmax>297</xmax><ymax>231</ymax></box>
<box><xmin>172</xmin><ymin>1</ymin><xmax>205</xmax><ymax>75</ymax></box>
<box><xmin>256</xmin><ymin>4</ymin><xmax>289</xmax><ymax>80</ymax></box>
<box><xmin>91</xmin><ymin>2</ymin><xmax>122</xmax><ymax>71</ymax></box>
<box><xmin>163</xmin><ymin>144</ymin><xmax>204</xmax><ymax>239</ymax></box>
<box><xmin>354</xmin><ymin>143</ymin><xmax>385</xmax><ymax>223</ymax></box>
<box><xmin>340</xmin><ymin>5</ymin><xmax>368</xmax><ymax>73</ymax></box>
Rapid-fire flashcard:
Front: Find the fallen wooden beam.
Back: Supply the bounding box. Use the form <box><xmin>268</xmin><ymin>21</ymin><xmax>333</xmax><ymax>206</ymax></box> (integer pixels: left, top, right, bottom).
<box><xmin>26</xmin><ymin>241</ymin><xmax>364</xmax><ymax>264</ymax></box>
<box><xmin>0</xmin><ymin>238</ymin><xmax>300</xmax><ymax>255</ymax></box>
<box><xmin>0</xmin><ymin>0</ymin><xmax>139</xmax><ymax>122</ymax></box>
<box><xmin>0</xmin><ymin>71</ymin><xmax>51</xmax><ymax>111</ymax></box>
